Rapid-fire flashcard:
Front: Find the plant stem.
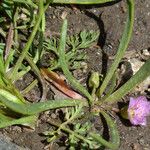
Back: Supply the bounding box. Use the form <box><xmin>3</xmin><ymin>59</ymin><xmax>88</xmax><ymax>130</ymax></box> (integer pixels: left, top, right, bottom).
<box><xmin>21</xmin><ymin>79</ymin><xmax>38</xmax><ymax>95</ymax></box>
<box><xmin>25</xmin><ymin>55</ymin><xmax>47</xmax><ymax>101</ymax></box>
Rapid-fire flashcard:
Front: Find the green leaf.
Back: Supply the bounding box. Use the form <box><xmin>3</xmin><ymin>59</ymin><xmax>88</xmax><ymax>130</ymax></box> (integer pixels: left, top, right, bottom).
<box><xmin>104</xmin><ymin>58</ymin><xmax>150</xmax><ymax>104</ymax></box>
<box><xmin>101</xmin><ymin>71</ymin><xmax>117</xmax><ymax>100</ymax></box>
<box><xmin>78</xmin><ymin>30</ymin><xmax>99</xmax><ymax>49</ymax></box>
<box><xmin>0</xmin><ymin>113</ymin><xmax>13</xmax><ymax>122</ymax></box>
<box><xmin>97</xmin><ymin>0</ymin><xmax>135</xmax><ymax>97</ymax></box>
<box><xmin>58</xmin><ymin>19</ymin><xmax>92</xmax><ymax>104</ymax></box>
<box><xmin>90</xmin><ymin>111</ymin><xmax>120</xmax><ymax>150</ymax></box>
<box><xmin>0</xmin><ymin>89</ymin><xmax>24</xmax><ymax>104</ymax></box>
<box><xmin>5</xmin><ymin>49</ymin><xmax>15</xmax><ymax>71</ymax></box>
<box><xmin>44</xmin><ymin>37</ymin><xmax>58</xmax><ymax>50</ymax></box>
<box><xmin>0</xmin><ymin>55</ymin><xmax>5</xmax><ymax>74</ymax></box>
<box><xmin>52</xmin><ymin>0</ymin><xmax>116</xmax><ymax>4</ymax></box>
<box><xmin>45</xmin><ymin>30</ymin><xmax>97</xmax><ymax>71</ymax></box>
<box><xmin>0</xmin><ymin>114</ymin><xmax>38</xmax><ymax>129</ymax></box>
<box><xmin>0</xmin><ymin>17</ymin><xmax>5</xmax><ymax>23</ymax></box>
<box><xmin>67</xmin><ymin>30</ymin><xmax>99</xmax><ymax>49</ymax></box>
<box><xmin>10</xmin><ymin>0</ymin><xmax>44</xmax><ymax>80</ymax></box>
<box><xmin>13</xmin><ymin>0</ymin><xmax>38</xmax><ymax>9</ymax></box>
<box><xmin>0</xmin><ymin>94</ymin><xmax>87</xmax><ymax>115</ymax></box>
<box><xmin>1</xmin><ymin>0</ymin><xmax>13</xmax><ymax>19</ymax></box>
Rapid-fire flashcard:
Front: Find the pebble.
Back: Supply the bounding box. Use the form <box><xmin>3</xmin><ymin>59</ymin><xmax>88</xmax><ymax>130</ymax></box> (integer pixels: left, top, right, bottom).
<box><xmin>128</xmin><ymin>57</ymin><xmax>150</xmax><ymax>93</ymax></box>
<box><xmin>0</xmin><ymin>134</ymin><xmax>29</xmax><ymax>150</ymax></box>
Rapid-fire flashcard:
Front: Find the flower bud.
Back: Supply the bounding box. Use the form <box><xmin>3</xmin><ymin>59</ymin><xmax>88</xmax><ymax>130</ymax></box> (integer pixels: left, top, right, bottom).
<box><xmin>120</xmin><ymin>106</ymin><xmax>128</xmax><ymax>119</ymax></box>
<box><xmin>88</xmin><ymin>72</ymin><xmax>99</xmax><ymax>88</ymax></box>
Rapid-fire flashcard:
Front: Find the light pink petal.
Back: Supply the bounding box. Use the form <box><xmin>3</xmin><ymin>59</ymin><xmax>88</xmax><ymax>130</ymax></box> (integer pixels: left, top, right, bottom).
<box><xmin>128</xmin><ymin>96</ymin><xmax>150</xmax><ymax>126</ymax></box>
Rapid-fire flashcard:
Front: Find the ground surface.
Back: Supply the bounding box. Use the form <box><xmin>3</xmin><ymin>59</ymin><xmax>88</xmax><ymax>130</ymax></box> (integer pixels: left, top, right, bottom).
<box><xmin>0</xmin><ymin>0</ymin><xmax>150</xmax><ymax>150</ymax></box>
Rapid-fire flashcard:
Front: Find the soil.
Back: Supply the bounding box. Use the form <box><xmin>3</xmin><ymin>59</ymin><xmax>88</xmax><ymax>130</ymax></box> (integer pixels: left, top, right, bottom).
<box><xmin>1</xmin><ymin>0</ymin><xmax>150</xmax><ymax>150</ymax></box>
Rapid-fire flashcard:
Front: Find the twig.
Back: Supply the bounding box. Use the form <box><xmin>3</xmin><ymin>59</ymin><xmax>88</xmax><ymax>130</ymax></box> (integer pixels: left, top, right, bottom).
<box><xmin>4</xmin><ymin>24</ymin><xmax>14</xmax><ymax>61</ymax></box>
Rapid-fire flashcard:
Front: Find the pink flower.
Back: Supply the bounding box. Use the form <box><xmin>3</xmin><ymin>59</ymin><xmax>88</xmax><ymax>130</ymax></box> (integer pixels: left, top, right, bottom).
<box><xmin>127</xmin><ymin>96</ymin><xmax>150</xmax><ymax>126</ymax></box>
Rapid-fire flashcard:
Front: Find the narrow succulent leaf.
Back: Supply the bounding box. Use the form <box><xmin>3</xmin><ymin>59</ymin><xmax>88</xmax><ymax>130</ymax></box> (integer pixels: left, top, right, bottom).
<box><xmin>0</xmin><ymin>55</ymin><xmax>5</xmax><ymax>74</ymax></box>
<box><xmin>52</xmin><ymin>0</ymin><xmax>116</xmax><ymax>4</ymax></box>
<box><xmin>25</xmin><ymin>55</ymin><xmax>47</xmax><ymax>101</ymax></box>
<box><xmin>0</xmin><ymin>115</ymin><xmax>38</xmax><ymax>129</ymax></box>
<box><xmin>13</xmin><ymin>0</ymin><xmax>38</xmax><ymax>8</ymax></box>
<box><xmin>0</xmin><ymin>95</ymin><xmax>87</xmax><ymax>115</ymax></box>
<box><xmin>0</xmin><ymin>113</ymin><xmax>13</xmax><ymax>122</ymax></box>
<box><xmin>90</xmin><ymin>111</ymin><xmax>120</xmax><ymax>149</ymax></box>
<box><xmin>97</xmin><ymin>0</ymin><xmax>134</xmax><ymax>96</ymax></box>
<box><xmin>1</xmin><ymin>1</ymin><xmax>13</xmax><ymax>19</ymax></box>
<box><xmin>104</xmin><ymin>59</ymin><xmax>150</xmax><ymax>104</ymax></box>
<box><xmin>0</xmin><ymin>77</ymin><xmax>27</xmax><ymax>103</ymax></box>
<box><xmin>5</xmin><ymin>49</ymin><xmax>15</xmax><ymax>71</ymax></box>
<box><xmin>0</xmin><ymin>89</ymin><xmax>25</xmax><ymax>104</ymax></box>
<box><xmin>58</xmin><ymin>19</ymin><xmax>92</xmax><ymax>104</ymax></box>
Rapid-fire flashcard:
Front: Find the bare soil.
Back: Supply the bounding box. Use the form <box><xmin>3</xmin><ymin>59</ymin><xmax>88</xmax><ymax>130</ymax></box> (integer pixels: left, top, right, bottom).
<box><xmin>1</xmin><ymin>0</ymin><xmax>150</xmax><ymax>150</ymax></box>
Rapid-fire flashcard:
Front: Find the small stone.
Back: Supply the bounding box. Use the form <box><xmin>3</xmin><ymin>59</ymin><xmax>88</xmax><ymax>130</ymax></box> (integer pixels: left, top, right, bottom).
<box><xmin>144</xmin><ymin>148</ymin><xmax>150</xmax><ymax>150</ymax></box>
<box><xmin>128</xmin><ymin>58</ymin><xmax>144</xmax><ymax>74</ymax></box>
<box><xmin>139</xmin><ymin>138</ymin><xmax>145</xmax><ymax>145</ymax></box>
<box><xmin>51</xmin><ymin>113</ymin><xmax>57</xmax><ymax>119</ymax></box>
<box><xmin>132</xmin><ymin>143</ymin><xmax>142</xmax><ymax>150</ymax></box>
<box><xmin>142</xmin><ymin>49</ymin><xmax>150</xmax><ymax>56</ymax></box>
